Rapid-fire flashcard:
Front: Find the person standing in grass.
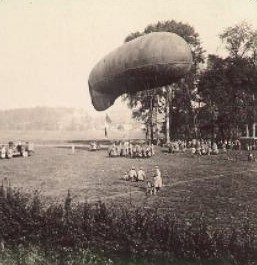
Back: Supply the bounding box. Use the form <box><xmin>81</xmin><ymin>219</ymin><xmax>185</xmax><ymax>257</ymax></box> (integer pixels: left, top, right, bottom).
<box><xmin>137</xmin><ymin>167</ymin><xmax>146</xmax><ymax>181</ymax></box>
<box><xmin>212</xmin><ymin>141</ymin><xmax>219</xmax><ymax>155</ymax></box>
<box><xmin>153</xmin><ymin>166</ymin><xmax>162</xmax><ymax>194</ymax></box>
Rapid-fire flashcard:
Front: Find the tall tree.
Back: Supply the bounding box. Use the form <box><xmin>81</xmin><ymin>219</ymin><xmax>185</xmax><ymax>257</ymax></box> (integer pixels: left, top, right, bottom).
<box><xmin>123</xmin><ymin>20</ymin><xmax>205</xmax><ymax>142</ymax></box>
<box><xmin>198</xmin><ymin>22</ymin><xmax>257</xmax><ymax>139</ymax></box>
<box><xmin>219</xmin><ymin>22</ymin><xmax>257</xmax><ymax>60</ymax></box>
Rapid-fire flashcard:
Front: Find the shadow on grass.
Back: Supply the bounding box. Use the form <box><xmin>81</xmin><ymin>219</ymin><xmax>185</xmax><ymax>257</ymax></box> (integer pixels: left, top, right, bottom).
<box><xmin>0</xmin><ymin>247</ymin><xmax>236</xmax><ymax>265</ymax></box>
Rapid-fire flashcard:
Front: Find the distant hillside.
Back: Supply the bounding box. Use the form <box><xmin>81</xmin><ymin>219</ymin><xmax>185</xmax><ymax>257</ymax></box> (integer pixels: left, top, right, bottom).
<box><xmin>0</xmin><ymin>107</ymin><xmax>93</xmax><ymax>131</ymax></box>
<box><xmin>0</xmin><ymin>107</ymin><xmax>144</xmax><ymax>135</ymax></box>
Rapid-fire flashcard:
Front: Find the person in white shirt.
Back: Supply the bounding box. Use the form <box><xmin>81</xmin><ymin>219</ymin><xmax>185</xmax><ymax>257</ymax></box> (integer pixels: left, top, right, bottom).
<box><xmin>137</xmin><ymin>167</ymin><xmax>146</xmax><ymax>181</ymax></box>
<box><xmin>122</xmin><ymin>171</ymin><xmax>129</xmax><ymax>181</ymax></box>
<box><xmin>128</xmin><ymin>166</ymin><xmax>137</xmax><ymax>182</ymax></box>
<box><xmin>153</xmin><ymin>166</ymin><xmax>162</xmax><ymax>194</ymax></box>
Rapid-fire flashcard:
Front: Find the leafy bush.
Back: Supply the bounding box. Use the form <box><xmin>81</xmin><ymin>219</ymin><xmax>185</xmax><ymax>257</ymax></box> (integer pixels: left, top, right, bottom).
<box><xmin>0</xmin><ymin>181</ymin><xmax>257</xmax><ymax>264</ymax></box>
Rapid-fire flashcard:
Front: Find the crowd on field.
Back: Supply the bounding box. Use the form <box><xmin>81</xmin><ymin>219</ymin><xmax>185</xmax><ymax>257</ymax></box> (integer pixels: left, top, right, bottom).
<box><xmin>108</xmin><ymin>141</ymin><xmax>155</xmax><ymax>158</ymax></box>
<box><xmin>167</xmin><ymin>138</ymin><xmax>251</xmax><ymax>156</ymax></box>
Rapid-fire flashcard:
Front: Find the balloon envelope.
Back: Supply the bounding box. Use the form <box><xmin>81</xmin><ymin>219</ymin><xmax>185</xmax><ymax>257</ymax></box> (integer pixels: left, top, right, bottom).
<box><xmin>88</xmin><ymin>32</ymin><xmax>193</xmax><ymax>111</ymax></box>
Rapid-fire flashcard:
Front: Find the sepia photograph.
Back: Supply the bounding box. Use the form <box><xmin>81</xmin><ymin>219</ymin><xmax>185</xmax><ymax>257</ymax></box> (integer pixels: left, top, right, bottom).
<box><xmin>1</xmin><ymin>0</ymin><xmax>257</xmax><ymax>264</ymax></box>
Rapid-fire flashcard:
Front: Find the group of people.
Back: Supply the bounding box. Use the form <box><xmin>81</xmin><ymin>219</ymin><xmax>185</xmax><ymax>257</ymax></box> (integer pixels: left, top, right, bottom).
<box><xmin>167</xmin><ymin>138</ymin><xmax>245</xmax><ymax>156</ymax></box>
<box><xmin>167</xmin><ymin>139</ymin><xmax>219</xmax><ymax>156</ymax></box>
<box><xmin>189</xmin><ymin>140</ymin><xmax>219</xmax><ymax>156</ymax></box>
<box><xmin>89</xmin><ymin>141</ymin><xmax>101</xmax><ymax>151</ymax></box>
<box><xmin>108</xmin><ymin>141</ymin><xmax>155</xmax><ymax>158</ymax></box>
<box><xmin>122</xmin><ymin>165</ymin><xmax>163</xmax><ymax>195</ymax></box>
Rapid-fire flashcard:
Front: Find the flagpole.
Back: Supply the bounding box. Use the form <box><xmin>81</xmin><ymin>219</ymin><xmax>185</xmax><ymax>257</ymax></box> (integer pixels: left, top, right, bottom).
<box><xmin>104</xmin><ymin>115</ymin><xmax>108</xmax><ymax>138</ymax></box>
<box><xmin>105</xmin><ymin>113</ymin><xmax>112</xmax><ymax>138</ymax></box>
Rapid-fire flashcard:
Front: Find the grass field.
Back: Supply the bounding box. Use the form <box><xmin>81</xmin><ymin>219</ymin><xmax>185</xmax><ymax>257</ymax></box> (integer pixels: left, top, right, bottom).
<box><xmin>2</xmin><ymin>144</ymin><xmax>257</xmax><ymax>231</ymax></box>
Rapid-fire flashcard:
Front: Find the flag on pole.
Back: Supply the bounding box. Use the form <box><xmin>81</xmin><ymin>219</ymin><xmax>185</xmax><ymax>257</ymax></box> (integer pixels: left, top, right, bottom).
<box><xmin>105</xmin><ymin>114</ymin><xmax>112</xmax><ymax>124</ymax></box>
<box><xmin>117</xmin><ymin>124</ymin><xmax>125</xmax><ymax>131</ymax></box>
<box><xmin>104</xmin><ymin>113</ymin><xmax>112</xmax><ymax>137</ymax></box>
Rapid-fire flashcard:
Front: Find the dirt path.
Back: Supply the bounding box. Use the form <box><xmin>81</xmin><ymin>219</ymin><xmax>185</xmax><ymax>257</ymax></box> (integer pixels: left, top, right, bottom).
<box><xmin>87</xmin><ymin>169</ymin><xmax>249</xmax><ymax>202</ymax></box>
<box><xmin>90</xmin><ymin>174</ymin><xmax>225</xmax><ymax>202</ymax></box>
<box><xmin>167</xmin><ymin>174</ymin><xmax>224</xmax><ymax>188</ymax></box>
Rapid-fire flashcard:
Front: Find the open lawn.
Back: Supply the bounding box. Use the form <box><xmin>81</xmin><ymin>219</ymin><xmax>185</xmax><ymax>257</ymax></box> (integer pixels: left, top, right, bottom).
<box><xmin>2</xmin><ymin>145</ymin><xmax>257</xmax><ymax>230</ymax></box>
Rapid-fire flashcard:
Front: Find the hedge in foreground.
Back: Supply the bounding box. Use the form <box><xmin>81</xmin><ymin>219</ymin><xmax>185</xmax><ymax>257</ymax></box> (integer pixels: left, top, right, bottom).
<box><xmin>0</xmin><ymin>182</ymin><xmax>257</xmax><ymax>265</ymax></box>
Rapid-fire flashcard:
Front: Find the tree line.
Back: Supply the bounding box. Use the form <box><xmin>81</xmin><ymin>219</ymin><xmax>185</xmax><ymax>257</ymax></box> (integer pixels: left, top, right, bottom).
<box><xmin>0</xmin><ymin>107</ymin><xmax>93</xmax><ymax>131</ymax></box>
<box><xmin>123</xmin><ymin>20</ymin><xmax>257</xmax><ymax>142</ymax></box>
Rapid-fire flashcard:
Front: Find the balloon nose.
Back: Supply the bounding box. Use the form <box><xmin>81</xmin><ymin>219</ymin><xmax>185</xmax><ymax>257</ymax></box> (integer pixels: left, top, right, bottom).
<box><xmin>89</xmin><ymin>84</ymin><xmax>118</xmax><ymax>111</ymax></box>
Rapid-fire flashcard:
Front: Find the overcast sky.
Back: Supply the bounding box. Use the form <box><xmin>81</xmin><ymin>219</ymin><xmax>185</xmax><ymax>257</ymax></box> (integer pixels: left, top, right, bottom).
<box><xmin>0</xmin><ymin>0</ymin><xmax>257</xmax><ymax>116</ymax></box>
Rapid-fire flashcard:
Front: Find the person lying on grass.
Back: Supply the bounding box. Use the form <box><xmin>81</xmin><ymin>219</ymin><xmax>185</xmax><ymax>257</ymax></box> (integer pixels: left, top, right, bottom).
<box><xmin>122</xmin><ymin>171</ymin><xmax>130</xmax><ymax>181</ymax></box>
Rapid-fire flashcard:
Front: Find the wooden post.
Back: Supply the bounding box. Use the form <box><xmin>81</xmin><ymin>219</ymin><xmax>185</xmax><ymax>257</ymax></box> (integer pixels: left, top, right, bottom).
<box><xmin>166</xmin><ymin>86</ymin><xmax>173</xmax><ymax>144</ymax></box>
<box><xmin>150</xmin><ymin>95</ymin><xmax>154</xmax><ymax>143</ymax></box>
<box><xmin>166</xmin><ymin>98</ymin><xmax>170</xmax><ymax>144</ymax></box>
<box><xmin>129</xmin><ymin>185</ymin><xmax>132</xmax><ymax>206</ymax></box>
<box><xmin>246</xmin><ymin>124</ymin><xmax>249</xmax><ymax>137</ymax></box>
<box><xmin>71</xmin><ymin>145</ymin><xmax>75</xmax><ymax>154</ymax></box>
